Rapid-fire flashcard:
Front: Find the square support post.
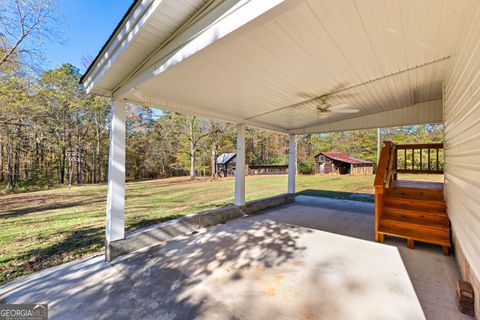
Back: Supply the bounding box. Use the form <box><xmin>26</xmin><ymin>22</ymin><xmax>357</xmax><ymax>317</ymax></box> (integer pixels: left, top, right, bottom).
<box><xmin>235</xmin><ymin>123</ymin><xmax>246</xmax><ymax>206</ymax></box>
<box><xmin>288</xmin><ymin>134</ymin><xmax>297</xmax><ymax>194</ymax></box>
<box><xmin>106</xmin><ymin>100</ymin><xmax>127</xmax><ymax>251</ymax></box>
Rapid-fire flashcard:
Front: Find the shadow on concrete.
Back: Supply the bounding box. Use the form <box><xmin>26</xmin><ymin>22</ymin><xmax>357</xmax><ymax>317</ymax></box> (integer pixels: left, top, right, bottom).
<box><xmin>1</xmin><ymin>213</ymin><xmax>197</xmax><ymax>285</ymax></box>
<box><xmin>1</xmin><ymin>196</ymin><xmax>448</xmax><ymax>319</ymax></box>
<box><xmin>0</xmin><ymin>217</ymin><xmax>313</xmax><ymax>319</ymax></box>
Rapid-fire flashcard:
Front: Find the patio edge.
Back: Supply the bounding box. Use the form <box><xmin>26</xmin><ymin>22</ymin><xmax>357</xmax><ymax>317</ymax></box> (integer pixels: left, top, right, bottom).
<box><xmin>106</xmin><ymin>193</ymin><xmax>295</xmax><ymax>261</ymax></box>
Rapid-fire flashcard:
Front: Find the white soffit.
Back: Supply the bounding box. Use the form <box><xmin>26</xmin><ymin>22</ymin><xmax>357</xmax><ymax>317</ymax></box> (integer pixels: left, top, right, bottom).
<box><xmin>82</xmin><ymin>0</ymin><xmax>213</xmax><ymax>96</ymax></box>
<box><xmin>89</xmin><ymin>0</ymin><xmax>473</xmax><ymax>133</ymax></box>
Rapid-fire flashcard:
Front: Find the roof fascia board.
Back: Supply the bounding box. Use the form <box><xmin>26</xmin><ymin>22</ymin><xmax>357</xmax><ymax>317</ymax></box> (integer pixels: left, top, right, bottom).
<box><xmin>112</xmin><ymin>0</ymin><xmax>294</xmax><ymax>98</ymax></box>
<box><xmin>80</xmin><ymin>0</ymin><xmax>140</xmax><ymax>84</ymax></box>
<box><xmin>291</xmin><ymin>99</ymin><xmax>444</xmax><ymax>134</ymax></box>
<box><xmin>83</xmin><ymin>0</ymin><xmax>162</xmax><ymax>94</ymax></box>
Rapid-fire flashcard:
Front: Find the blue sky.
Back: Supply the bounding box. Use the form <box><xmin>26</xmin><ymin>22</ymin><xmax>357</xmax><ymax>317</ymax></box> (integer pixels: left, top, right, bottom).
<box><xmin>44</xmin><ymin>0</ymin><xmax>133</xmax><ymax>71</ymax></box>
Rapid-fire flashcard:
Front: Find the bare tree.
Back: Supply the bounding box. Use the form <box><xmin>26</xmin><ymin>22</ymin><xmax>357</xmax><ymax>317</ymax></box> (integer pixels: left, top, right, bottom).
<box><xmin>0</xmin><ymin>0</ymin><xmax>62</xmax><ymax>70</ymax></box>
<box><xmin>206</xmin><ymin>121</ymin><xmax>233</xmax><ymax>180</ymax></box>
<box><xmin>170</xmin><ymin>115</ymin><xmax>209</xmax><ymax>180</ymax></box>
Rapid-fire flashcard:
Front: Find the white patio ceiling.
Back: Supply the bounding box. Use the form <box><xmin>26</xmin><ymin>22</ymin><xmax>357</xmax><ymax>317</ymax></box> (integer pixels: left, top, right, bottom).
<box><xmin>82</xmin><ymin>0</ymin><xmax>475</xmax><ymax>134</ymax></box>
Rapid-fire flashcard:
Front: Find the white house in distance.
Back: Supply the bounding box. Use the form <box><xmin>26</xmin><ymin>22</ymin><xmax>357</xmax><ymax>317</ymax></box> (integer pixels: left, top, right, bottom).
<box><xmin>77</xmin><ymin>0</ymin><xmax>480</xmax><ymax>318</ymax></box>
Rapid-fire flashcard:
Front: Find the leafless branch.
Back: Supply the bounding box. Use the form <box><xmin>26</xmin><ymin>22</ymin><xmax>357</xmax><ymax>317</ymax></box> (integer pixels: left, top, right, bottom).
<box><xmin>0</xmin><ymin>0</ymin><xmax>63</xmax><ymax>71</ymax></box>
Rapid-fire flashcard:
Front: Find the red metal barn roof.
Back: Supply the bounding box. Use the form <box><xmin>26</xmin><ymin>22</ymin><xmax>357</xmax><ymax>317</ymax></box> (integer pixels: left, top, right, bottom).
<box><xmin>316</xmin><ymin>152</ymin><xmax>372</xmax><ymax>165</ymax></box>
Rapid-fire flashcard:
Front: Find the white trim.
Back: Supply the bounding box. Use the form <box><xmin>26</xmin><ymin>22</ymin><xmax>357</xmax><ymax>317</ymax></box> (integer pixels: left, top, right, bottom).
<box><xmin>84</xmin><ymin>0</ymin><xmax>161</xmax><ymax>94</ymax></box>
<box><xmin>113</xmin><ymin>0</ymin><xmax>292</xmax><ymax>98</ymax></box>
<box><xmin>235</xmin><ymin>123</ymin><xmax>246</xmax><ymax>206</ymax></box>
<box><xmin>288</xmin><ymin>134</ymin><xmax>297</xmax><ymax>194</ymax></box>
<box><xmin>106</xmin><ymin>100</ymin><xmax>127</xmax><ymax>243</ymax></box>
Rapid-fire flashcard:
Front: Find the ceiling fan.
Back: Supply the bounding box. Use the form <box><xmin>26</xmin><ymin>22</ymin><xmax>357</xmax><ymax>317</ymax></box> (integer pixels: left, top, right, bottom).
<box><xmin>315</xmin><ymin>95</ymin><xmax>360</xmax><ymax>118</ymax></box>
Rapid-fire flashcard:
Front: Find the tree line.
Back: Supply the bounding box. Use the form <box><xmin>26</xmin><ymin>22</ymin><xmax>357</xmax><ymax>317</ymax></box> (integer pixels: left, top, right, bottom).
<box><xmin>0</xmin><ymin>57</ymin><xmax>443</xmax><ymax>193</ymax></box>
<box><xmin>0</xmin><ymin>60</ymin><xmax>292</xmax><ymax>191</ymax></box>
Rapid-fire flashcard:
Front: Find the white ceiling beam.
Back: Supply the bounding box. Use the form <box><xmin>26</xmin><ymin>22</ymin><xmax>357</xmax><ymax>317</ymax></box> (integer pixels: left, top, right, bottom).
<box><xmin>121</xmin><ymin>95</ymin><xmax>290</xmax><ymax>133</ymax></box>
<box><xmin>112</xmin><ymin>0</ymin><xmax>301</xmax><ymax>98</ymax></box>
<box><xmin>291</xmin><ymin>99</ymin><xmax>443</xmax><ymax>134</ymax></box>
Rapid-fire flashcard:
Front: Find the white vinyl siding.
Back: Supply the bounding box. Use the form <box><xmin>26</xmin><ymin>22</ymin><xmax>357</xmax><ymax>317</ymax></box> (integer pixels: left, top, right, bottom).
<box><xmin>444</xmin><ymin>2</ymin><xmax>480</xmax><ymax>281</ymax></box>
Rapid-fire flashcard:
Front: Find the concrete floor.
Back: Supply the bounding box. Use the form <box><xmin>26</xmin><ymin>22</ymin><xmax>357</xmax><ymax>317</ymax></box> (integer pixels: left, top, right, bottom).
<box><xmin>0</xmin><ymin>196</ymin><xmax>472</xmax><ymax>320</ymax></box>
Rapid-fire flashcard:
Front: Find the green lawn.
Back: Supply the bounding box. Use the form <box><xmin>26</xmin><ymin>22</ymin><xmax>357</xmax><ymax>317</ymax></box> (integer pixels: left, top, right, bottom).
<box><xmin>0</xmin><ymin>173</ymin><xmax>443</xmax><ymax>285</ymax></box>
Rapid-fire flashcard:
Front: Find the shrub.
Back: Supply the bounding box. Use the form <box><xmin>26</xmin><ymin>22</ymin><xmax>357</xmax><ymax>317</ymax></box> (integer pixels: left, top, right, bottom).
<box><xmin>298</xmin><ymin>160</ymin><xmax>315</xmax><ymax>174</ymax></box>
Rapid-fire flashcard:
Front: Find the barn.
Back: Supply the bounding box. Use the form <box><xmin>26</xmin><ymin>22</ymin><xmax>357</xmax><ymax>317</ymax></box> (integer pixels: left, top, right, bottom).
<box><xmin>217</xmin><ymin>152</ymin><xmax>288</xmax><ymax>176</ymax></box>
<box><xmin>216</xmin><ymin>153</ymin><xmax>236</xmax><ymax>177</ymax></box>
<box><xmin>248</xmin><ymin>165</ymin><xmax>288</xmax><ymax>175</ymax></box>
<box><xmin>314</xmin><ymin>152</ymin><xmax>373</xmax><ymax>175</ymax></box>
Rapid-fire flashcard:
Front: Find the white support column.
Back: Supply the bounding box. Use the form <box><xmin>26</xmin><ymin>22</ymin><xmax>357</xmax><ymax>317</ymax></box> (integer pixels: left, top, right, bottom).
<box><xmin>288</xmin><ymin>134</ymin><xmax>297</xmax><ymax>194</ymax></box>
<box><xmin>235</xmin><ymin>123</ymin><xmax>246</xmax><ymax>206</ymax></box>
<box><xmin>106</xmin><ymin>100</ymin><xmax>127</xmax><ymax>244</ymax></box>
<box><xmin>377</xmin><ymin>128</ymin><xmax>381</xmax><ymax>165</ymax></box>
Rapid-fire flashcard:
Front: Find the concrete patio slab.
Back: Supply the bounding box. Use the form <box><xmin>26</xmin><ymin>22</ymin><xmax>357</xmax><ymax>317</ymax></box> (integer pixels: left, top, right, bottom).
<box><xmin>0</xmin><ymin>196</ymin><xmax>471</xmax><ymax>320</ymax></box>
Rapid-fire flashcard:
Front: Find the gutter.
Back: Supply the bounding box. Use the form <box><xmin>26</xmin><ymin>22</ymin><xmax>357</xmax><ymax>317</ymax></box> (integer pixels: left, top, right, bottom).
<box><xmin>80</xmin><ymin>0</ymin><xmax>140</xmax><ymax>84</ymax></box>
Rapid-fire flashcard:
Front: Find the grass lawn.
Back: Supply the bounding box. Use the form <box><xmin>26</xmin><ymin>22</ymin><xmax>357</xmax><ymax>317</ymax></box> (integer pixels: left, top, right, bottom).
<box><xmin>0</xmin><ymin>173</ymin><xmax>443</xmax><ymax>285</ymax></box>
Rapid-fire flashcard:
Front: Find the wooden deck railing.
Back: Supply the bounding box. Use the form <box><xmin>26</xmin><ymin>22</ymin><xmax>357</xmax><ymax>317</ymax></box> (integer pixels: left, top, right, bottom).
<box><xmin>395</xmin><ymin>143</ymin><xmax>444</xmax><ymax>174</ymax></box>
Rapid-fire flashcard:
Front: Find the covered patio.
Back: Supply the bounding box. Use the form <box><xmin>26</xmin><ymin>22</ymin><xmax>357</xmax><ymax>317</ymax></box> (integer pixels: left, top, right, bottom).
<box><xmin>0</xmin><ymin>196</ymin><xmax>466</xmax><ymax>319</ymax></box>
<box><xmin>3</xmin><ymin>0</ymin><xmax>480</xmax><ymax>318</ymax></box>
<box><xmin>83</xmin><ymin>0</ymin><xmax>454</xmax><ymax>261</ymax></box>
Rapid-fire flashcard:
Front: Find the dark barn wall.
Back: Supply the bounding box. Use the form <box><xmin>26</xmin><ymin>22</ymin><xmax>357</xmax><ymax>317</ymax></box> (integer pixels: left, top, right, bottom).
<box><xmin>315</xmin><ymin>154</ymin><xmax>373</xmax><ymax>175</ymax></box>
<box><xmin>217</xmin><ymin>157</ymin><xmax>237</xmax><ymax>177</ymax></box>
<box><xmin>315</xmin><ymin>155</ymin><xmax>334</xmax><ymax>174</ymax></box>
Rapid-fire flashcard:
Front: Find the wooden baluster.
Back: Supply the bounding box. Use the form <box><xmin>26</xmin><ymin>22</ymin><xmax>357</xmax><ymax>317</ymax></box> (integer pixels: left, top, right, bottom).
<box><xmin>404</xmin><ymin>148</ymin><xmax>407</xmax><ymax>170</ymax></box>
<box><xmin>427</xmin><ymin>148</ymin><xmax>430</xmax><ymax>171</ymax></box>
<box><xmin>419</xmin><ymin>149</ymin><xmax>422</xmax><ymax>171</ymax></box>
<box><xmin>394</xmin><ymin>149</ymin><xmax>398</xmax><ymax>180</ymax></box>
<box><xmin>436</xmin><ymin>148</ymin><xmax>439</xmax><ymax>172</ymax></box>
<box><xmin>412</xmin><ymin>148</ymin><xmax>415</xmax><ymax>171</ymax></box>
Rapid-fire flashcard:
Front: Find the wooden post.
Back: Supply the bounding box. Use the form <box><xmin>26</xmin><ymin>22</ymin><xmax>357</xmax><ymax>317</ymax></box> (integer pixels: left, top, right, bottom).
<box><xmin>407</xmin><ymin>239</ymin><xmax>415</xmax><ymax>249</ymax></box>
<box><xmin>443</xmin><ymin>246</ymin><xmax>449</xmax><ymax>256</ymax></box>
<box><xmin>374</xmin><ymin>141</ymin><xmax>391</xmax><ymax>243</ymax></box>
<box><xmin>375</xmin><ymin>186</ymin><xmax>384</xmax><ymax>242</ymax></box>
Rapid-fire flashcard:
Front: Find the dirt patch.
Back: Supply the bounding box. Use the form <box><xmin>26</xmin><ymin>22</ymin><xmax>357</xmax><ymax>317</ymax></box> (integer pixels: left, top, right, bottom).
<box><xmin>0</xmin><ymin>194</ymin><xmax>72</xmax><ymax>210</ymax></box>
